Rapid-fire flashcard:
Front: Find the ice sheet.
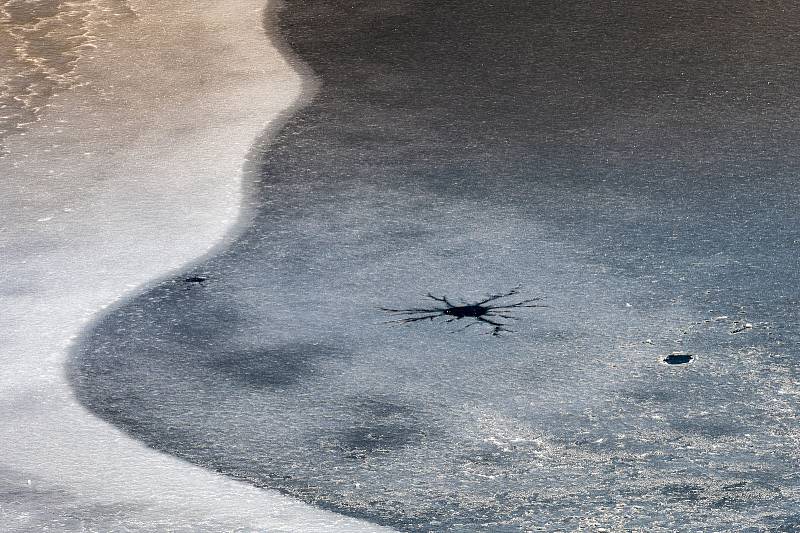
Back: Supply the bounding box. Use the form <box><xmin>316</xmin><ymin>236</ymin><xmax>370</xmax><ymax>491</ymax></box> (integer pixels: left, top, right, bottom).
<box><xmin>0</xmin><ymin>0</ymin><xmax>391</xmax><ymax>530</ymax></box>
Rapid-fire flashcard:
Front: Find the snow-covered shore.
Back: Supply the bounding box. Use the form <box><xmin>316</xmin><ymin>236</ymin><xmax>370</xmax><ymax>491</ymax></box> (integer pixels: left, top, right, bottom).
<box><xmin>0</xmin><ymin>1</ymin><xmax>389</xmax><ymax>530</ymax></box>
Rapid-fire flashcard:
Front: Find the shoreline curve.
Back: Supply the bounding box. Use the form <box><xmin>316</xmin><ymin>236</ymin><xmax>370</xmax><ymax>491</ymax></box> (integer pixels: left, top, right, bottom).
<box><xmin>0</xmin><ymin>0</ymin><xmax>391</xmax><ymax>530</ymax></box>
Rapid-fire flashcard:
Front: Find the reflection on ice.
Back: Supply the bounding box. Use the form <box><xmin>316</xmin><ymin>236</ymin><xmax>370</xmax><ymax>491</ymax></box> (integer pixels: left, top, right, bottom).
<box><xmin>0</xmin><ymin>0</ymin><xmax>135</xmax><ymax>153</ymax></box>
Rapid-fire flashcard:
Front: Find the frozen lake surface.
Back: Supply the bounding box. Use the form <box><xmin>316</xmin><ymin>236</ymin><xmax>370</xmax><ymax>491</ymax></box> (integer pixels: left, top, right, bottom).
<box><xmin>69</xmin><ymin>1</ymin><xmax>800</xmax><ymax>531</ymax></box>
<box><xmin>0</xmin><ymin>0</ymin><xmax>389</xmax><ymax>530</ymax></box>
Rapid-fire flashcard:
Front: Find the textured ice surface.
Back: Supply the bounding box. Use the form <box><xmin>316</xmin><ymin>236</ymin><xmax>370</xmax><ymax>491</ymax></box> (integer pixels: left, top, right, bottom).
<box><xmin>0</xmin><ymin>0</ymin><xmax>135</xmax><ymax>152</ymax></box>
<box><xmin>71</xmin><ymin>0</ymin><xmax>800</xmax><ymax>531</ymax></box>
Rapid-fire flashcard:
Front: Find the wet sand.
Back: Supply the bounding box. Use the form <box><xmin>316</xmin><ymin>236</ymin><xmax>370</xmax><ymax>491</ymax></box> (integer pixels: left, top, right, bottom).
<box><xmin>0</xmin><ymin>0</ymin><xmax>389</xmax><ymax>530</ymax></box>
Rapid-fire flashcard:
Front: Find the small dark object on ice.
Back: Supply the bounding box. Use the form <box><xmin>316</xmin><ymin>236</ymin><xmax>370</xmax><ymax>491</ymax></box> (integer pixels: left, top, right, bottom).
<box><xmin>183</xmin><ymin>276</ymin><xmax>208</xmax><ymax>286</ymax></box>
<box><xmin>663</xmin><ymin>353</ymin><xmax>693</xmax><ymax>365</ymax></box>
<box><xmin>381</xmin><ymin>286</ymin><xmax>545</xmax><ymax>336</ymax></box>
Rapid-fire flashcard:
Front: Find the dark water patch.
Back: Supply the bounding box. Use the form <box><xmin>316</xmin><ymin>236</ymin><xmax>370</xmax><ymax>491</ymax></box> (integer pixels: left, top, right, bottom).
<box><xmin>205</xmin><ymin>343</ymin><xmax>346</xmax><ymax>389</ymax></box>
<box><xmin>327</xmin><ymin>397</ymin><xmax>427</xmax><ymax>459</ymax></box>
<box><xmin>163</xmin><ymin>299</ymin><xmax>244</xmax><ymax>348</ymax></box>
<box><xmin>663</xmin><ymin>353</ymin><xmax>693</xmax><ymax>365</ymax></box>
